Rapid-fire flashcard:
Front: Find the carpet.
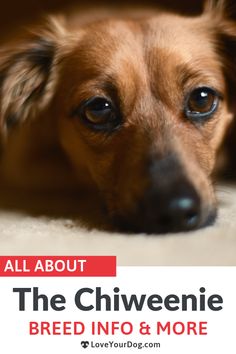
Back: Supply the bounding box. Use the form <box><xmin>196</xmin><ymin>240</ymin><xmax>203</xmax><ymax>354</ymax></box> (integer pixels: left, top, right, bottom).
<box><xmin>0</xmin><ymin>184</ymin><xmax>235</xmax><ymax>266</ymax></box>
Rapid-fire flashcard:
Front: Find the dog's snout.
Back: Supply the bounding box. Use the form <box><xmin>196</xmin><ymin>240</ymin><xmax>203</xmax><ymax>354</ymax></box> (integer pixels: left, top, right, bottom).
<box><xmin>114</xmin><ymin>177</ymin><xmax>214</xmax><ymax>235</ymax></box>
<box><xmin>112</xmin><ymin>153</ymin><xmax>217</xmax><ymax>234</ymax></box>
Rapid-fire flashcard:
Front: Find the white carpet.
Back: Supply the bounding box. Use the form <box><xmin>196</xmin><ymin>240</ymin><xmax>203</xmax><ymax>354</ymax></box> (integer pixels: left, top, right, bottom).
<box><xmin>0</xmin><ymin>183</ymin><xmax>235</xmax><ymax>265</ymax></box>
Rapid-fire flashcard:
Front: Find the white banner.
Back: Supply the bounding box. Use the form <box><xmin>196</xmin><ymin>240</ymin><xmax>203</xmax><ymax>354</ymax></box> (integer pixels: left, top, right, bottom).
<box><xmin>0</xmin><ymin>267</ymin><xmax>234</xmax><ymax>353</ymax></box>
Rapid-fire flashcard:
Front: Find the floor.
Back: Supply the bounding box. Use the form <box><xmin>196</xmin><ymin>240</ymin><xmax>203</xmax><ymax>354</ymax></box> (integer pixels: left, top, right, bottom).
<box><xmin>0</xmin><ymin>184</ymin><xmax>235</xmax><ymax>265</ymax></box>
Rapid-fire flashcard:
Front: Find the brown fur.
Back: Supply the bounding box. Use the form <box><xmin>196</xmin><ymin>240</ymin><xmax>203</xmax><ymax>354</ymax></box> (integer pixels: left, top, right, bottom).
<box><xmin>0</xmin><ymin>0</ymin><xmax>235</xmax><ymax>233</ymax></box>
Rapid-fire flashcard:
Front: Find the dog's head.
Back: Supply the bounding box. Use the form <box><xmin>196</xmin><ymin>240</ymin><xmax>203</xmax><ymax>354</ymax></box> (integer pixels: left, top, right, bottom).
<box><xmin>1</xmin><ymin>1</ymin><xmax>236</xmax><ymax>233</ymax></box>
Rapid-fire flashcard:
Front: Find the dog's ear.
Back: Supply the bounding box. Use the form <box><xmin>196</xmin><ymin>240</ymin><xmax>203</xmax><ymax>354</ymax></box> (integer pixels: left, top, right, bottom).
<box><xmin>203</xmin><ymin>1</ymin><xmax>236</xmax><ymax>84</ymax></box>
<box><xmin>204</xmin><ymin>0</ymin><xmax>236</xmax><ymax>32</ymax></box>
<box><xmin>204</xmin><ymin>0</ymin><xmax>236</xmax><ymax>17</ymax></box>
<box><xmin>0</xmin><ymin>16</ymin><xmax>67</xmax><ymax>133</ymax></box>
<box><xmin>204</xmin><ymin>1</ymin><xmax>236</xmax><ymax>176</ymax></box>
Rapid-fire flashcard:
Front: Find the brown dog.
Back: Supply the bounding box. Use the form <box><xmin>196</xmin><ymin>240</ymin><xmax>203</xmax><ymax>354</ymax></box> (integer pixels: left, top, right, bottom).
<box><xmin>0</xmin><ymin>0</ymin><xmax>235</xmax><ymax>234</ymax></box>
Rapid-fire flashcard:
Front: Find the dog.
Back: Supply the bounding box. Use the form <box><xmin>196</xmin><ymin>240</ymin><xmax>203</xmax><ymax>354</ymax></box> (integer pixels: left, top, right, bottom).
<box><xmin>0</xmin><ymin>0</ymin><xmax>235</xmax><ymax>234</ymax></box>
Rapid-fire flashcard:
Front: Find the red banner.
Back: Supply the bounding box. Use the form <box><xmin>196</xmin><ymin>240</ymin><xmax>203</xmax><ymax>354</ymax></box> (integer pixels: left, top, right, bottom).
<box><xmin>0</xmin><ymin>256</ymin><xmax>116</xmax><ymax>277</ymax></box>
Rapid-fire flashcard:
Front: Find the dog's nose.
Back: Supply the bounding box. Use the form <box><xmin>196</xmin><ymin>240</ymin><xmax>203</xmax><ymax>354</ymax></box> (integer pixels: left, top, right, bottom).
<box><xmin>159</xmin><ymin>195</ymin><xmax>200</xmax><ymax>232</ymax></box>
<box><xmin>140</xmin><ymin>180</ymin><xmax>202</xmax><ymax>233</ymax></box>
<box><xmin>114</xmin><ymin>179</ymin><xmax>205</xmax><ymax>234</ymax></box>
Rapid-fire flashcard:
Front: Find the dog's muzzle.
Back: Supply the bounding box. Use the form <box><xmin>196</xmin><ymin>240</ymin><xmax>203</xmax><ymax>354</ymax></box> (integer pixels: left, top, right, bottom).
<box><xmin>113</xmin><ymin>156</ymin><xmax>216</xmax><ymax>234</ymax></box>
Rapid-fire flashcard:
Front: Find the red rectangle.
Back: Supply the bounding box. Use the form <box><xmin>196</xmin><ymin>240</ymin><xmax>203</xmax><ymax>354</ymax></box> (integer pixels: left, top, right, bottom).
<box><xmin>0</xmin><ymin>256</ymin><xmax>116</xmax><ymax>277</ymax></box>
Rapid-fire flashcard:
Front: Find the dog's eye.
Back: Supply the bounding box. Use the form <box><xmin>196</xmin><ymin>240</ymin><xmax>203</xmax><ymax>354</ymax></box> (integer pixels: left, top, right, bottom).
<box><xmin>185</xmin><ymin>87</ymin><xmax>220</xmax><ymax>121</ymax></box>
<box><xmin>76</xmin><ymin>97</ymin><xmax>120</xmax><ymax>131</ymax></box>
